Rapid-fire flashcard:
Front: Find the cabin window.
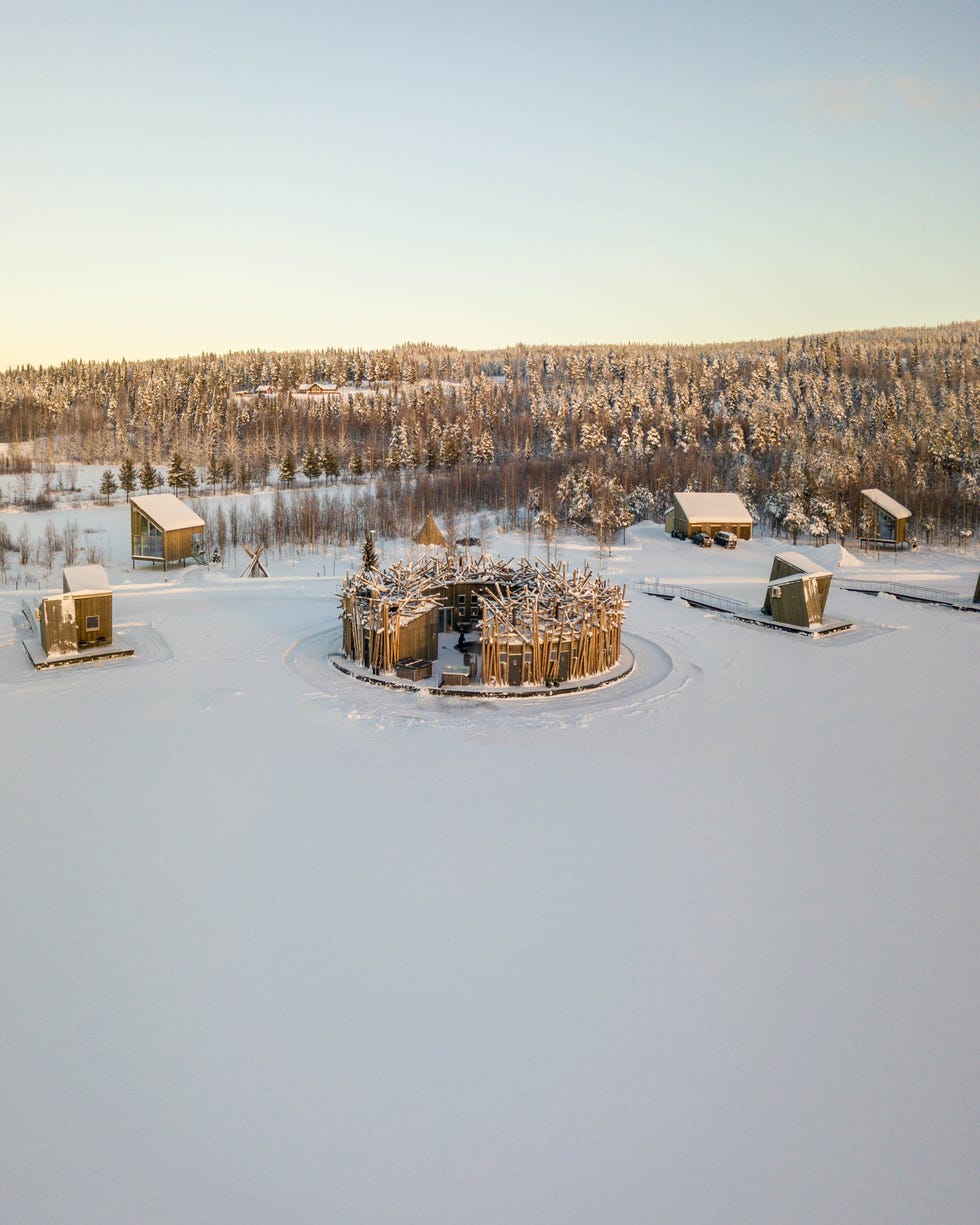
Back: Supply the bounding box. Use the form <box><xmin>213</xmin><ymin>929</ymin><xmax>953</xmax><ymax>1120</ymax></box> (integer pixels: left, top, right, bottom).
<box><xmin>457</xmin><ymin>594</ymin><xmax>466</xmax><ymax>604</ymax></box>
<box><xmin>86</xmin><ymin>615</ymin><xmax>99</xmax><ymax>630</ymax></box>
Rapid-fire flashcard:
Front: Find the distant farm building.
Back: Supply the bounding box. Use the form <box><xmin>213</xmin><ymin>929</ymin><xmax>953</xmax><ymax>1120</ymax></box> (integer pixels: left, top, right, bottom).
<box><xmin>413</xmin><ymin>513</ymin><xmax>448</xmax><ymax>550</ymax></box>
<box><xmin>340</xmin><ymin>555</ymin><xmax>627</xmax><ymax>687</ymax></box>
<box><xmin>861</xmin><ymin>488</ymin><xmax>912</xmax><ymax>547</ymax></box>
<box><xmin>762</xmin><ymin>552</ymin><xmax>833</xmax><ymax>628</ymax></box>
<box><xmin>665</xmin><ymin>492</ymin><xmax>753</xmax><ymax>540</ymax></box>
<box><xmin>131</xmin><ymin>494</ymin><xmax>205</xmax><ymax>570</ymax></box>
<box><xmin>38</xmin><ymin>564</ymin><xmax>114</xmax><ymax>655</ymax></box>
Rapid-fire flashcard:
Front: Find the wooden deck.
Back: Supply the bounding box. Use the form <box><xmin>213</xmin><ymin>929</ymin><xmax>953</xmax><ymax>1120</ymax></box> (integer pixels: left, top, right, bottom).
<box><xmin>24</xmin><ymin>638</ymin><xmax>135</xmax><ymax>670</ymax></box>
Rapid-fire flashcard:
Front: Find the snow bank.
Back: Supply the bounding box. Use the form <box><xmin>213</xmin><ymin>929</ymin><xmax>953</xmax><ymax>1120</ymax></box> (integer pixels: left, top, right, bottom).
<box><xmin>796</xmin><ymin>541</ymin><xmax>863</xmax><ymax>568</ymax></box>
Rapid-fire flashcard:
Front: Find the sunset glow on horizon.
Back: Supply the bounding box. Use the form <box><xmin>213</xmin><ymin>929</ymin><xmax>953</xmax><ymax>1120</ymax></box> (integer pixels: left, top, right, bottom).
<box><xmin>2</xmin><ymin>0</ymin><xmax>977</xmax><ymax>369</ymax></box>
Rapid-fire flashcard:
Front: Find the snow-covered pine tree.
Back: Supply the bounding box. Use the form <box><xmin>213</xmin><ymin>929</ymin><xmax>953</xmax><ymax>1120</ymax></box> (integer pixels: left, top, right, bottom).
<box><xmin>139</xmin><ymin>459</ymin><xmax>159</xmax><ymax>493</ymax></box>
<box><xmin>301</xmin><ymin>449</ymin><xmax>321</xmax><ymax>484</ymax></box>
<box><xmin>118</xmin><ymin>457</ymin><xmax>137</xmax><ymax>501</ymax></box>
<box><xmin>167</xmin><ymin>453</ymin><xmax>185</xmax><ymax>494</ymax></box>
<box><xmin>99</xmin><ymin>468</ymin><xmax>118</xmax><ymax>504</ymax></box>
<box><xmin>361</xmin><ymin>530</ymin><xmax>379</xmax><ymax>572</ymax></box>
<box><xmin>206</xmin><ymin>452</ymin><xmax>222</xmax><ymax>494</ymax></box>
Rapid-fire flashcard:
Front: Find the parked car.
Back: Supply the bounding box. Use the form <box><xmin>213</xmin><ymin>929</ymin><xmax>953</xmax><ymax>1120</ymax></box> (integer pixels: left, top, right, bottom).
<box><xmin>691</xmin><ymin>531</ymin><xmax>713</xmax><ymax>547</ymax></box>
<box><xmin>670</xmin><ymin>528</ymin><xmax>687</xmax><ymax>540</ymax></box>
<box><xmin>713</xmin><ymin>531</ymin><xmax>737</xmax><ymax>549</ymax></box>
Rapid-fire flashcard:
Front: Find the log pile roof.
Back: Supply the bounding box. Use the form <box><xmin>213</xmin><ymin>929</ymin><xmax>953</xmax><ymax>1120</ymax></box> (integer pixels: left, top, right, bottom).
<box><xmin>340</xmin><ymin>555</ymin><xmax>628</xmax><ymax>633</ymax></box>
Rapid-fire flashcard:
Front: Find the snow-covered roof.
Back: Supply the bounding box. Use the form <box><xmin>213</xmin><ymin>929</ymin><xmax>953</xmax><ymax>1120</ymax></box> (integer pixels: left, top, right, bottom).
<box><xmin>131</xmin><ymin>494</ymin><xmax>205</xmax><ymax>531</ymax></box>
<box><xmin>673</xmin><ymin>491</ymin><xmax>753</xmax><ymax>524</ymax></box>
<box><xmin>63</xmin><ymin>564</ymin><xmax>110</xmax><ymax>593</ymax></box>
<box><xmin>767</xmin><ymin>572</ymin><xmax>830</xmax><ymax>590</ymax></box>
<box><xmin>772</xmin><ymin>551</ymin><xmax>832</xmax><ymax>578</ymax></box>
<box><xmin>861</xmin><ymin>488</ymin><xmax>911</xmax><ymax>520</ymax></box>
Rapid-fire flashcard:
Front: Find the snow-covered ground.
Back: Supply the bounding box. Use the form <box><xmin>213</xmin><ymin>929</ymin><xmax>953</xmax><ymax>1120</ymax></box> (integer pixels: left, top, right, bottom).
<box><xmin>1</xmin><ymin>494</ymin><xmax>978</xmax><ymax>1225</ymax></box>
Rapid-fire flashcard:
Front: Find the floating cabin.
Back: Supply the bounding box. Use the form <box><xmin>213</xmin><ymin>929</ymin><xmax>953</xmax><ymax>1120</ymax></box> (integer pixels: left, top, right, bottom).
<box><xmin>340</xmin><ymin>555</ymin><xmax>628</xmax><ymax>686</ymax></box>
<box><xmin>38</xmin><ymin>564</ymin><xmax>113</xmax><ymax>655</ymax></box>
<box><xmin>861</xmin><ymin>488</ymin><xmax>912</xmax><ymax>547</ymax></box>
<box><xmin>762</xmin><ymin>552</ymin><xmax>833</xmax><ymax>628</ymax></box>
<box><xmin>131</xmin><ymin>493</ymin><xmax>205</xmax><ymax>569</ymax></box>
<box><xmin>665</xmin><ymin>492</ymin><xmax>753</xmax><ymax>540</ymax></box>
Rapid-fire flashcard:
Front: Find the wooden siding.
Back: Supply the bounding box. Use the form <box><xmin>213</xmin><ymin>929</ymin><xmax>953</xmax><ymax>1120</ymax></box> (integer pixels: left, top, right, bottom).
<box><xmin>39</xmin><ymin>591</ymin><xmax>112</xmax><ymax>654</ymax></box>
<box><xmin>861</xmin><ymin>492</ymin><xmax>910</xmax><ymax>544</ymax></box>
<box><xmin>766</xmin><ymin>574</ymin><xmax>831</xmax><ymax>627</ymax></box>
<box><xmin>770</xmin><ymin>555</ymin><xmax>810</xmax><ymax>583</ymax></box>
<box><xmin>346</xmin><ymin>604</ymin><xmax>440</xmax><ymax>669</ymax></box>
<box><xmin>671</xmin><ymin>505</ymin><xmax>751</xmax><ymax>539</ymax></box>
<box><xmin>131</xmin><ymin>504</ymin><xmax>203</xmax><ymax>566</ymax></box>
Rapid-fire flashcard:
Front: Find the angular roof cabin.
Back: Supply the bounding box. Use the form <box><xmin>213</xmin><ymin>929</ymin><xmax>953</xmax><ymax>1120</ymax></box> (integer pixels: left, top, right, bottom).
<box><xmin>762</xmin><ymin>551</ymin><xmax>833</xmax><ymax>627</ymax></box>
<box><xmin>861</xmin><ymin>488</ymin><xmax>912</xmax><ymax>545</ymax></box>
<box><xmin>665</xmin><ymin>492</ymin><xmax>753</xmax><ymax>539</ymax></box>
<box><xmin>38</xmin><ymin>564</ymin><xmax>113</xmax><ymax>655</ymax></box>
<box><xmin>131</xmin><ymin>494</ymin><xmax>205</xmax><ymax>570</ymax></box>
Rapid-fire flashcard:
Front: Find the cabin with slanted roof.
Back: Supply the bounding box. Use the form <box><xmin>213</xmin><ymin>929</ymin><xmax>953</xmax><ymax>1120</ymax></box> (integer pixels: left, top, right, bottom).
<box><xmin>762</xmin><ymin>552</ymin><xmax>833</xmax><ymax>628</ymax></box>
<box><xmin>38</xmin><ymin>564</ymin><xmax>113</xmax><ymax>654</ymax></box>
<box><xmin>861</xmin><ymin>488</ymin><xmax>912</xmax><ymax>547</ymax></box>
<box><xmin>665</xmin><ymin>492</ymin><xmax>753</xmax><ymax>540</ymax></box>
<box><xmin>131</xmin><ymin>494</ymin><xmax>205</xmax><ymax>570</ymax></box>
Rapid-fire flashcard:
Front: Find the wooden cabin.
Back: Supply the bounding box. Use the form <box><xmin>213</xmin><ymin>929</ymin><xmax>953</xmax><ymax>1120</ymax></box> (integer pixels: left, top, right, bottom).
<box><xmin>131</xmin><ymin>494</ymin><xmax>205</xmax><ymax>570</ymax></box>
<box><xmin>666</xmin><ymin>492</ymin><xmax>753</xmax><ymax>540</ymax></box>
<box><xmin>861</xmin><ymin>488</ymin><xmax>912</xmax><ymax>546</ymax></box>
<box><xmin>762</xmin><ymin>552</ymin><xmax>832</xmax><ymax>627</ymax></box>
<box><xmin>38</xmin><ymin>564</ymin><xmax>113</xmax><ymax>655</ymax></box>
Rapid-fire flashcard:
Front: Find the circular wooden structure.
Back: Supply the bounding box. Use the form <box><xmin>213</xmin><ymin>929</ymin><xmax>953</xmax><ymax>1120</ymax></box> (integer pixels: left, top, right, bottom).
<box><xmin>339</xmin><ymin>555</ymin><xmax>627</xmax><ymax>687</ymax></box>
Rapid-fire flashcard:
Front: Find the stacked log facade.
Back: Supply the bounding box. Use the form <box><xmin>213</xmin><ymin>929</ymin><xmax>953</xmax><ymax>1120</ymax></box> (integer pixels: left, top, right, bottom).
<box><xmin>340</xmin><ymin>556</ymin><xmax>627</xmax><ymax>685</ymax></box>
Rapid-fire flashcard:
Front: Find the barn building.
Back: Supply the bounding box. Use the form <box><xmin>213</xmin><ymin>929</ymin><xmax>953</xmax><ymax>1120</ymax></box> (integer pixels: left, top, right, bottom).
<box><xmin>665</xmin><ymin>492</ymin><xmax>753</xmax><ymax>540</ymax></box>
<box><xmin>861</xmin><ymin>488</ymin><xmax>912</xmax><ymax>547</ymax></box>
<box><xmin>131</xmin><ymin>494</ymin><xmax>205</xmax><ymax>569</ymax></box>
<box><xmin>762</xmin><ymin>552</ymin><xmax>833</xmax><ymax>628</ymax></box>
<box><xmin>38</xmin><ymin>564</ymin><xmax>114</xmax><ymax>655</ymax></box>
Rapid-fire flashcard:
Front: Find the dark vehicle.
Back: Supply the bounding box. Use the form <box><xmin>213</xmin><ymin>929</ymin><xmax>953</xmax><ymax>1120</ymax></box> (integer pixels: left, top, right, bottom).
<box><xmin>670</xmin><ymin>528</ymin><xmax>687</xmax><ymax>540</ymax></box>
<box><xmin>713</xmin><ymin>531</ymin><xmax>737</xmax><ymax>549</ymax></box>
<box><xmin>692</xmin><ymin>532</ymin><xmax>713</xmax><ymax>547</ymax></box>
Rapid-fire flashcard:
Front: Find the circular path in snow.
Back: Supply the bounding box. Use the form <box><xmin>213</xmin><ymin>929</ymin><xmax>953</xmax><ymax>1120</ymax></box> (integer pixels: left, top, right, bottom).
<box><xmin>284</xmin><ymin>631</ymin><xmax>693</xmax><ymax>731</ymax></box>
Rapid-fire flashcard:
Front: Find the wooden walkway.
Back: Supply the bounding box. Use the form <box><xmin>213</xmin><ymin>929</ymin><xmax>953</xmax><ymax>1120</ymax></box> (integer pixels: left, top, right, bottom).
<box><xmin>637</xmin><ymin>582</ymin><xmax>854</xmax><ymax>637</ymax></box>
<box><xmin>840</xmin><ymin>578</ymin><xmax>980</xmax><ymax>612</ymax></box>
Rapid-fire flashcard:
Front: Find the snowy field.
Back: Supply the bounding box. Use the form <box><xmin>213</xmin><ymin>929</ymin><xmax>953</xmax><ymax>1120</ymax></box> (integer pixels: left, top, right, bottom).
<box><xmin>1</xmin><ymin>488</ymin><xmax>978</xmax><ymax>1224</ymax></box>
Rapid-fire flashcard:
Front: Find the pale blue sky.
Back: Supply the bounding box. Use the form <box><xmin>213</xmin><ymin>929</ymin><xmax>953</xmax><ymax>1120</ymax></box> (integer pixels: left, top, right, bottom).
<box><xmin>1</xmin><ymin>0</ymin><xmax>977</xmax><ymax>366</ymax></box>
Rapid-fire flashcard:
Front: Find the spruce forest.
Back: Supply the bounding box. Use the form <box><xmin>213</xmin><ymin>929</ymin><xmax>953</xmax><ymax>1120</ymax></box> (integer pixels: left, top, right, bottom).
<box><xmin>1</xmin><ymin>322</ymin><xmax>977</xmax><ymax>551</ymax></box>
